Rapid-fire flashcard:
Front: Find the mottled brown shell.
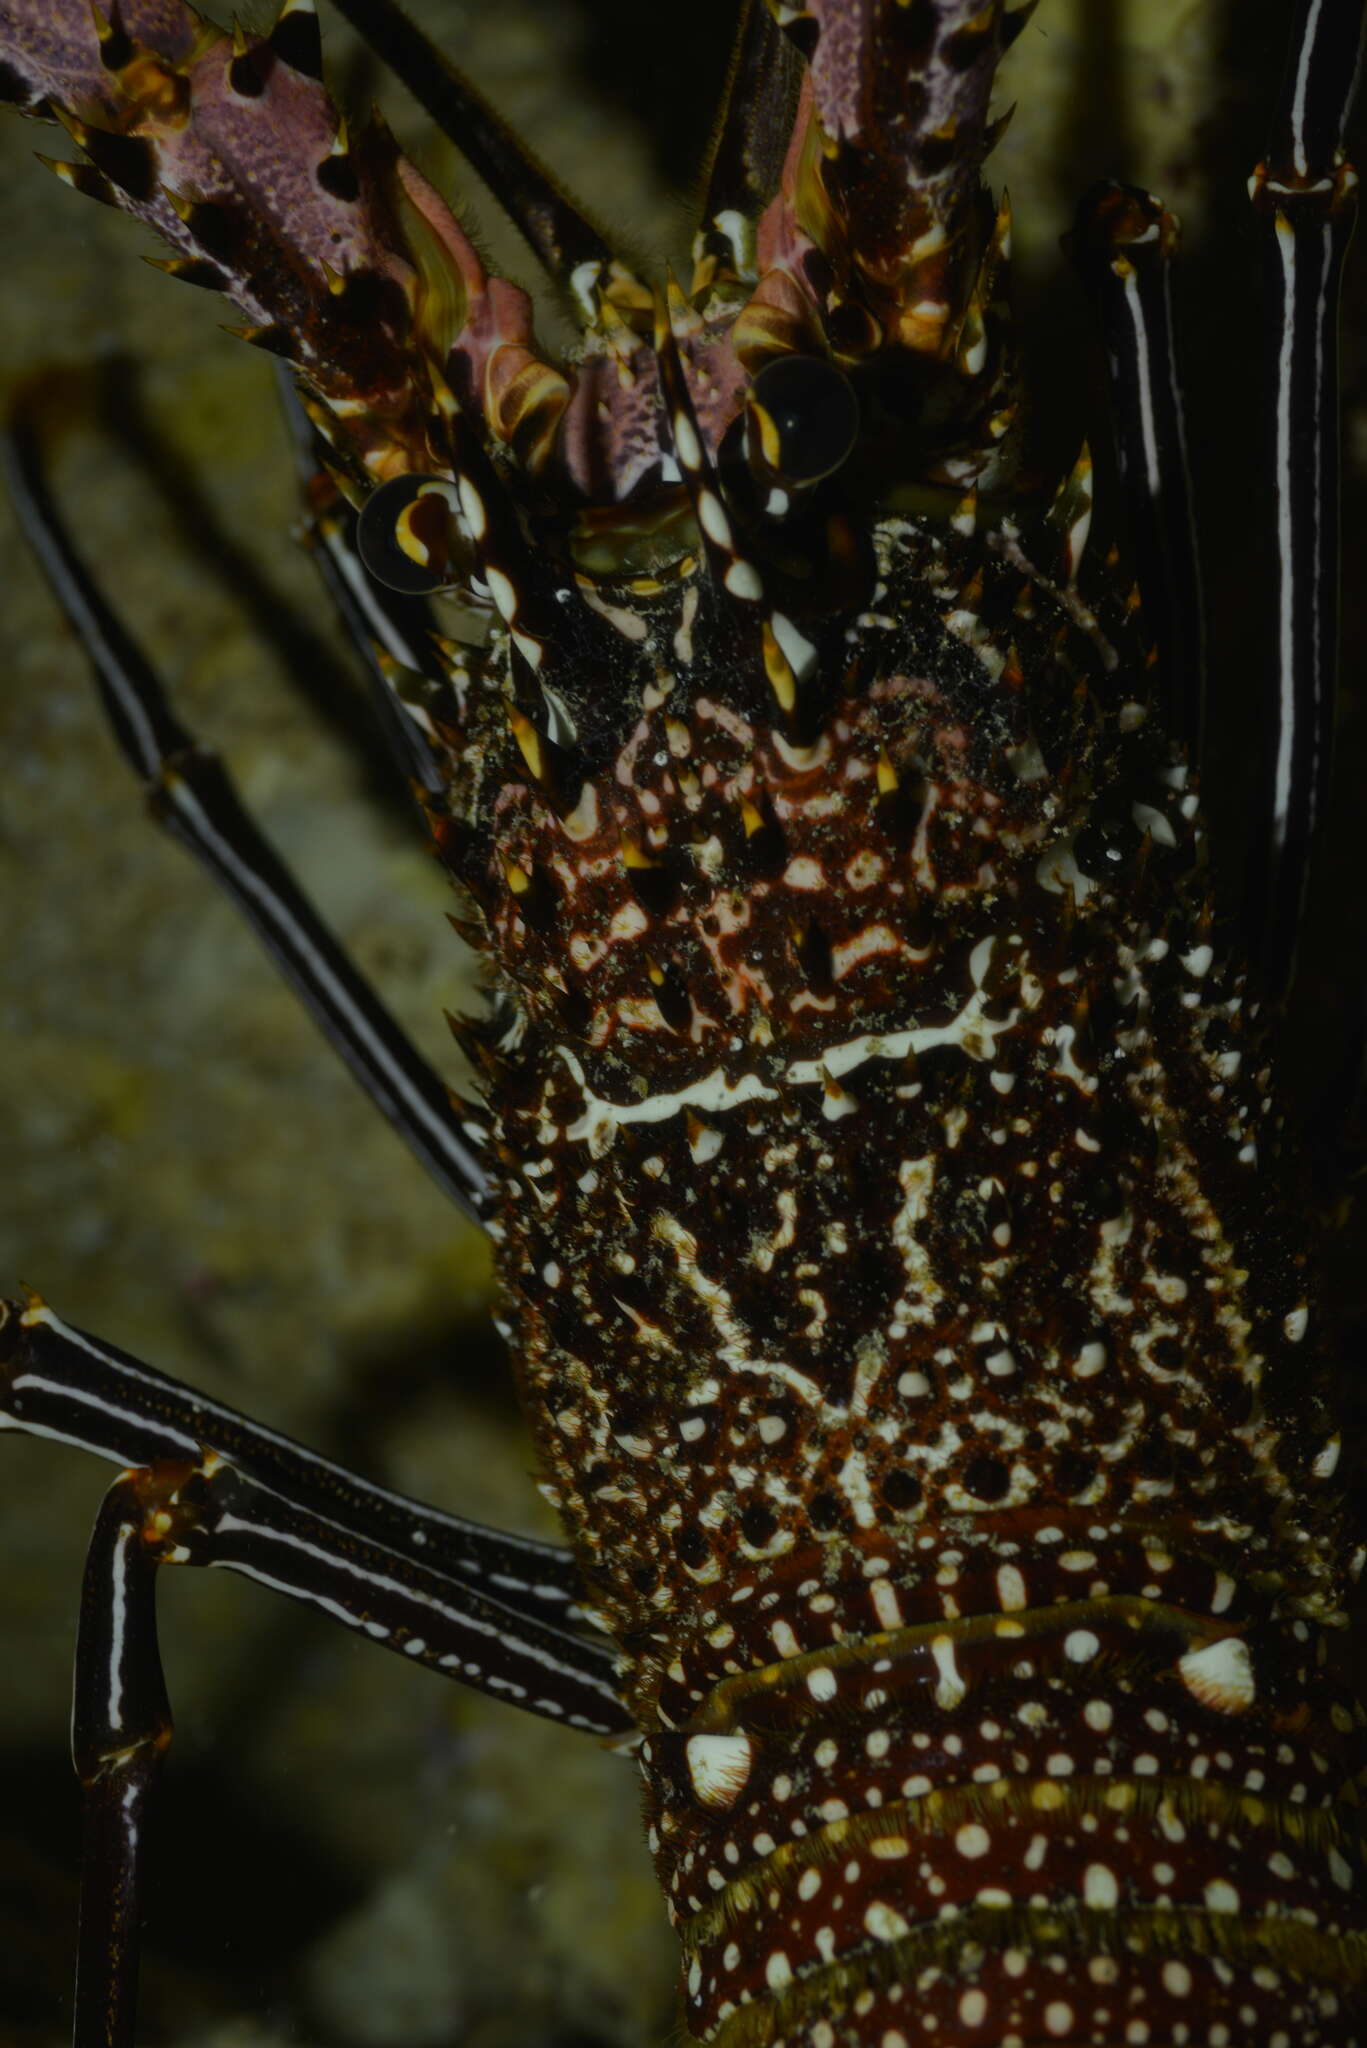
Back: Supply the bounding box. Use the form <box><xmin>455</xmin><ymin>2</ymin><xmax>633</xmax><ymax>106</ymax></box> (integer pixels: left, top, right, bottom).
<box><xmin>430</xmin><ymin>503</ymin><xmax>1364</xmax><ymax>2043</ymax></box>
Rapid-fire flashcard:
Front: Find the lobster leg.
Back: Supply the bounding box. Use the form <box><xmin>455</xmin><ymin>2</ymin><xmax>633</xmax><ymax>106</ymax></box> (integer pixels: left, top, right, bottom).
<box><xmin>71</xmin><ymin>1470</ymin><xmax>173</xmax><ymax>2048</ymax></box>
<box><xmin>0</xmin><ymin>1293</ymin><xmax>601</xmax><ymax>1638</ymax></box>
<box><xmin>0</xmin><ymin>1296</ymin><xmax>627</xmax><ymax>1722</ymax></box>
<box><xmin>102</xmin><ymin>1451</ymin><xmax>627</xmax><ymax>1733</ymax></box>
<box><xmin>1249</xmin><ymin>0</ymin><xmax>1365</xmax><ymax>997</ymax></box>
<box><xmin>1068</xmin><ymin>182</ymin><xmax>1206</xmax><ymax>762</ymax></box>
<box><xmin>2</xmin><ymin>418</ymin><xmax>488</xmax><ymax>1222</ymax></box>
<box><xmin>4</xmin><ymin>1294</ymin><xmax>632</xmax><ymax>2029</ymax></box>
<box><xmin>60</xmin><ymin>1432</ymin><xmax>628</xmax><ymax>2048</ymax></box>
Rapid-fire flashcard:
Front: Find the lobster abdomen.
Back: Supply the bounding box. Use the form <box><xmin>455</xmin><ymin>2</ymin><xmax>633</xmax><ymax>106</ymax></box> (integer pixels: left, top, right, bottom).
<box><xmin>648</xmin><ymin>1525</ymin><xmax>1358</xmax><ymax>2044</ymax></box>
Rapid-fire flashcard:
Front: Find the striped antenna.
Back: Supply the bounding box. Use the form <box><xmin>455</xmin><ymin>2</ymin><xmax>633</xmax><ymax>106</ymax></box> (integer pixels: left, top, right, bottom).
<box><xmin>653</xmin><ymin>276</ymin><xmax>766</xmax><ymax>608</ymax></box>
<box><xmin>429</xmin><ymin>377</ymin><xmax>558</xmax><ymax>675</ymax></box>
<box><xmin>425</xmin><ymin>372</ymin><xmax>596</xmax><ymax>787</ymax></box>
<box><xmin>1</xmin><ymin>416</ymin><xmax>488</xmax><ymax>1221</ymax></box>
<box><xmin>653</xmin><ymin>279</ymin><xmax>820</xmax><ymax>726</ymax></box>
<box><xmin>1248</xmin><ymin>0</ymin><xmax>1365</xmax><ymax>997</ymax></box>
<box><xmin>1068</xmin><ymin>184</ymin><xmax>1206</xmax><ymax>761</ymax></box>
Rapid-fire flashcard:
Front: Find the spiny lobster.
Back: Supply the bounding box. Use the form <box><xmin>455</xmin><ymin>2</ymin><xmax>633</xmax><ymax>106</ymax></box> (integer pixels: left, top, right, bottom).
<box><xmin>1</xmin><ymin>2</ymin><xmax>1365</xmax><ymax>2046</ymax></box>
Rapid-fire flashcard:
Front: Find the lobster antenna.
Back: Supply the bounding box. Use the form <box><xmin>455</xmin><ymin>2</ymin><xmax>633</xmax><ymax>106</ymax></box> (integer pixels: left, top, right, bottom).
<box><xmin>1</xmin><ymin>413</ymin><xmax>489</xmax><ymax>1221</ymax></box>
<box><xmin>1249</xmin><ymin>0</ymin><xmax>1365</xmax><ymax>998</ymax></box>
<box><xmin>692</xmin><ymin>0</ymin><xmax>803</xmax><ymax>295</ymax></box>
<box><xmin>1068</xmin><ymin>183</ymin><xmax>1206</xmax><ymax>763</ymax></box>
<box><xmin>322</xmin><ymin>0</ymin><xmax>649</xmax><ymax>325</ymax></box>
<box><xmin>653</xmin><ymin>276</ymin><xmax>767</xmax><ymax>609</ymax></box>
<box><xmin>653</xmin><ymin>279</ymin><xmax>819</xmax><ymax>725</ymax></box>
<box><xmin>422</xmin><ymin>371</ymin><xmax>596</xmax><ymax>780</ymax></box>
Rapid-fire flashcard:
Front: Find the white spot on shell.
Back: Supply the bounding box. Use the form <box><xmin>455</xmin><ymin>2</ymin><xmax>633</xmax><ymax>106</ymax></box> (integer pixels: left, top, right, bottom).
<box><xmin>870</xmin><ymin>1579</ymin><xmax>902</xmax><ymax>1630</ymax></box>
<box><xmin>783</xmin><ymin>856</ymin><xmax>825</xmax><ymax>890</ymax></box>
<box><xmin>456</xmin><ymin>475</ymin><xmax>487</xmax><ymax>540</ymax></box>
<box><xmin>1313</xmin><ymin>1434</ymin><xmax>1341</xmax><ymax>1479</ymax></box>
<box><xmin>1037</xmin><ymin>837</ymin><xmax>1095</xmax><ymax>902</ymax></box>
<box><xmin>996</xmin><ymin>1565</ymin><xmax>1027</xmax><ymax>1611</ymax></box>
<box><xmin>725</xmin><ymin>557</ymin><xmax>764</xmax><ymax>601</ymax></box>
<box><xmin>685</xmin><ymin>1731</ymin><xmax>754</xmax><ymax>1810</ymax></box>
<box><xmin>484</xmin><ymin>564</ymin><xmax>518</xmax><ymax>623</ymax></box>
<box><xmin>698</xmin><ymin>491</ymin><xmax>733</xmax><ymax>549</ymax></box>
<box><xmin>864</xmin><ymin>1902</ymin><xmax>910</xmax><ymax>1942</ymax></box>
<box><xmin>930</xmin><ymin>1635</ymin><xmax>966</xmax><ymax>1708</ymax></box>
<box><xmin>770</xmin><ymin>611</ymin><xmax>819</xmax><ymax>686</ymax></box>
<box><xmin>1177</xmin><ymin>1636</ymin><xmax>1255</xmax><ymax>1714</ymax></box>
<box><xmin>673</xmin><ymin>412</ymin><xmax>702</xmax><ymax>471</ymax></box>
<box><xmin>1132</xmin><ymin>800</ymin><xmax>1177</xmax><ymax>847</ymax></box>
<box><xmin>689</xmin><ymin>1124</ymin><xmax>724</xmax><ymax>1165</ymax></box>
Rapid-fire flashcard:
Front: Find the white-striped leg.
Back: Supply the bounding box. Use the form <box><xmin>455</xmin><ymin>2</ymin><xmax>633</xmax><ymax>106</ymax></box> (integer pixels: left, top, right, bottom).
<box><xmin>1249</xmin><ymin>0</ymin><xmax>1365</xmax><ymax>997</ymax></box>
<box><xmin>0</xmin><ymin>1294</ymin><xmax>593</xmax><ymax>1632</ymax></box>
<box><xmin>4</xmin><ymin>1296</ymin><xmax>631</xmax><ymax>2042</ymax></box>
<box><xmin>136</xmin><ymin>1452</ymin><xmax>628</xmax><ymax>1733</ymax></box>
<box><xmin>71</xmin><ymin>1471</ymin><xmax>173</xmax><ymax>2048</ymax></box>
<box><xmin>1069</xmin><ymin>182</ymin><xmax>1206</xmax><ymax>761</ymax></box>
<box><xmin>1</xmin><ymin>419</ymin><xmax>488</xmax><ymax>1220</ymax></box>
<box><xmin>0</xmin><ymin>1297</ymin><xmax>627</xmax><ymax>1731</ymax></box>
<box><xmin>61</xmin><ymin>1429</ymin><xmax>629</xmax><ymax>2048</ymax></box>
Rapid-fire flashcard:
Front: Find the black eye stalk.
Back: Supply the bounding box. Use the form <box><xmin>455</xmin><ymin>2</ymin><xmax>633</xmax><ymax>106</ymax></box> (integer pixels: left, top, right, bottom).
<box><xmin>355</xmin><ymin>472</ymin><xmax>462</xmax><ymax>594</ymax></box>
<box><xmin>746</xmin><ymin>354</ymin><xmax>860</xmax><ymax>491</ymax></box>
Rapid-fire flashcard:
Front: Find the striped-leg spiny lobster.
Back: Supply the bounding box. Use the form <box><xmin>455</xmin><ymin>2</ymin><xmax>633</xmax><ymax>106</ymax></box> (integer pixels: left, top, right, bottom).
<box><xmin>0</xmin><ymin>2</ymin><xmax>1365</xmax><ymax>2045</ymax></box>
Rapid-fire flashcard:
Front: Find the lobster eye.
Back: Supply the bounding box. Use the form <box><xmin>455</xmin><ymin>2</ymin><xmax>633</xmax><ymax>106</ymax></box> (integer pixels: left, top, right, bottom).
<box><xmin>748</xmin><ymin>355</ymin><xmax>859</xmax><ymax>486</ymax></box>
<box><xmin>355</xmin><ymin>473</ymin><xmax>460</xmax><ymax>593</ymax></box>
